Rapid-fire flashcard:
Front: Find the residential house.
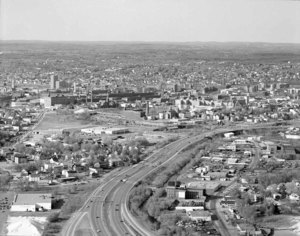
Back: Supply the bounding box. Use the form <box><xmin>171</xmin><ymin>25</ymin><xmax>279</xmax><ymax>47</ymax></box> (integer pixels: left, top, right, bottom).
<box><xmin>15</xmin><ymin>155</ymin><xmax>28</xmax><ymax>164</ymax></box>
<box><xmin>108</xmin><ymin>156</ymin><xmax>123</xmax><ymax>167</ymax></box>
<box><xmin>289</xmin><ymin>193</ymin><xmax>300</xmax><ymax>201</ymax></box>
<box><xmin>28</xmin><ymin>173</ymin><xmax>41</xmax><ymax>182</ymax></box>
<box><xmin>62</xmin><ymin>170</ymin><xmax>77</xmax><ymax>178</ymax></box>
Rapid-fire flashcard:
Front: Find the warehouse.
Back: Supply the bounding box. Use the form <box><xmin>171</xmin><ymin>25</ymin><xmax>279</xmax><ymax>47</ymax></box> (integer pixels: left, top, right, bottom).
<box><xmin>81</xmin><ymin>126</ymin><xmax>129</xmax><ymax>135</ymax></box>
<box><xmin>186</xmin><ymin>181</ymin><xmax>221</xmax><ymax>195</ymax></box>
<box><xmin>11</xmin><ymin>193</ymin><xmax>52</xmax><ymax>212</ymax></box>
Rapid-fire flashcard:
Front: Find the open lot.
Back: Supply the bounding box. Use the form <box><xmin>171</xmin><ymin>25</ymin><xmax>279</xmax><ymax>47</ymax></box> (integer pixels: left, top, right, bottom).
<box><xmin>34</xmin><ymin>112</ymin><xmax>91</xmax><ymax>131</ymax></box>
<box><xmin>7</xmin><ymin>216</ymin><xmax>47</xmax><ymax>236</ymax></box>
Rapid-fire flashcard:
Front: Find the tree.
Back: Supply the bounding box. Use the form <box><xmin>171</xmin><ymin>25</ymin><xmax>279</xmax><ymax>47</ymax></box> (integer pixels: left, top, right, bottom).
<box><xmin>278</xmin><ymin>183</ymin><xmax>287</xmax><ymax>198</ymax></box>
<box><xmin>0</xmin><ymin>173</ymin><xmax>12</xmax><ymax>190</ymax></box>
<box><xmin>72</xmin><ymin>143</ymin><xmax>81</xmax><ymax>152</ymax></box>
<box><xmin>231</xmin><ymin>187</ymin><xmax>242</xmax><ymax>199</ymax></box>
<box><xmin>102</xmin><ymin>137</ymin><xmax>113</xmax><ymax>146</ymax></box>
<box><xmin>14</xmin><ymin>143</ymin><xmax>26</xmax><ymax>153</ymax></box>
<box><xmin>242</xmin><ymin>205</ymin><xmax>257</xmax><ymax>225</ymax></box>
<box><xmin>40</xmin><ymin>140</ymin><xmax>64</xmax><ymax>159</ymax></box>
<box><xmin>47</xmin><ymin>212</ymin><xmax>60</xmax><ymax>223</ymax></box>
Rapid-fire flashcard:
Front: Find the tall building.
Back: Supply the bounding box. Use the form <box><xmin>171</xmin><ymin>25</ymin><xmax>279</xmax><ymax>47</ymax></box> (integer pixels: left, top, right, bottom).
<box><xmin>55</xmin><ymin>81</ymin><xmax>60</xmax><ymax>89</ymax></box>
<box><xmin>146</xmin><ymin>101</ymin><xmax>150</xmax><ymax>116</ymax></box>
<box><xmin>50</xmin><ymin>75</ymin><xmax>58</xmax><ymax>90</ymax></box>
<box><xmin>11</xmin><ymin>78</ymin><xmax>16</xmax><ymax>90</ymax></box>
<box><xmin>73</xmin><ymin>82</ymin><xmax>77</xmax><ymax>93</ymax></box>
<box><xmin>174</xmin><ymin>84</ymin><xmax>181</xmax><ymax>92</ymax></box>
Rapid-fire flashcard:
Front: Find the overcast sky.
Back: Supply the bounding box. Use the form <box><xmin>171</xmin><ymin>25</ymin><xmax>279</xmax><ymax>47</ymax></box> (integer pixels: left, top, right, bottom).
<box><xmin>1</xmin><ymin>0</ymin><xmax>300</xmax><ymax>43</ymax></box>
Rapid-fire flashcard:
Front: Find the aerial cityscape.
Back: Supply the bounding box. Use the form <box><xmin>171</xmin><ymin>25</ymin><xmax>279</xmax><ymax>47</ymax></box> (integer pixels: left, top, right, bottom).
<box><xmin>1</xmin><ymin>0</ymin><xmax>300</xmax><ymax>236</ymax></box>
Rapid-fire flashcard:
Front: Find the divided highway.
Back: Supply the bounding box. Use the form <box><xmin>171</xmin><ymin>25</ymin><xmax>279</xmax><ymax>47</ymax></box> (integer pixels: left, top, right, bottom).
<box><xmin>63</xmin><ymin>122</ymin><xmax>293</xmax><ymax>236</ymax></box>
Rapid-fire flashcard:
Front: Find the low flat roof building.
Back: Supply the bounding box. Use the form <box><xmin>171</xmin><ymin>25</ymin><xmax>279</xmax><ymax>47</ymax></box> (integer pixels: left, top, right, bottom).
<box><xmin>186</xmin><ymin>181</ymin><xmax>221</xmax><ymax>193</ymax></box>
<box><xmin>81</xmin><ymin>126</ymin><xmax>129</xmax><ymax>135</ymax></box>
<box><xmin>11</xmin><ymin>193</ymin><xmax>52</xmax><ymax>212</ymax></box>
<box><xmin>188</xmin><ymin>210</ymin><xmax>212</xmax><ymax>222</ymax></box>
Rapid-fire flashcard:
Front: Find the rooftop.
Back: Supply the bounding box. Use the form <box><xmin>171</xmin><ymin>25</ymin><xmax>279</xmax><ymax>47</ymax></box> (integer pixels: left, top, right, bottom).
<box><xmin>189</xmin><ymin>210</ymin><xmax>211</xmax><ymax>217</ymax></box>
<box><xmin>186</xmin><ymin>181</ymin><xmax>220</xmax><ymax>190</ymax></box>
<box><xmin>14</xmin><ymin>193</ymin><xmax>52</xmax><ymax>205</ymax></box>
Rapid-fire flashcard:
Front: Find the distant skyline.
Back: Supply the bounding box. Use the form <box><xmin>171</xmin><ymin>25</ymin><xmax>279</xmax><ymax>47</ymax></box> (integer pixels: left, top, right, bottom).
<box><xmin>1</xmin><ymin>0</ymin><xmax>300</xmax><ymax>43</ymax></box>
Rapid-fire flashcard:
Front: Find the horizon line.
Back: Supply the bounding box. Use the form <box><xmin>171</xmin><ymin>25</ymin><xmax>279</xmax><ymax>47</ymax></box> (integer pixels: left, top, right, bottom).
<box><xmin>1</xmin><ymin>39</ymin><xmax>300</xmax><ymax>45</ymax></box>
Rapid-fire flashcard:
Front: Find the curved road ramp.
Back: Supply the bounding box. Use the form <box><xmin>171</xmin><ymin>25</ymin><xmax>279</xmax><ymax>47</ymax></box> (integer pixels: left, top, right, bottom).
<box><xmin>68</xmin><ymin>212</ymin><xmax>96</xmax><ymax>236</ymax></box>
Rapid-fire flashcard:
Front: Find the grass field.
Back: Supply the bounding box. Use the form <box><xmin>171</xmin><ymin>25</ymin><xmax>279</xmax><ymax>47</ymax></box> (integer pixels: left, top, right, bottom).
<box><xmin>34</xmin><ymin>112</ymin><xmax>90</xmax><ymax>131</ymax></box>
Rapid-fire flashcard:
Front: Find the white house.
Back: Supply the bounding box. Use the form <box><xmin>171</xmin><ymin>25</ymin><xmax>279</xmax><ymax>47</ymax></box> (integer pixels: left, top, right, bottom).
<box><xmin>289</xmin><ymin>193</ymin><xmax>300</xmax><ymax>201</ymax></box>
<box><xmin>28</xmin><ymin>174</ymin><xmax>40</xmax><ymax>182</ymax></box>
<box><xmin>224</xmin><ymin>132</ymin><xmax>234</xmax><ymax>139</ymax></box>
<box><xmin>234</xmin><ymin>139</ymin><xmax>249</xmax><ymax>145</ymax></box>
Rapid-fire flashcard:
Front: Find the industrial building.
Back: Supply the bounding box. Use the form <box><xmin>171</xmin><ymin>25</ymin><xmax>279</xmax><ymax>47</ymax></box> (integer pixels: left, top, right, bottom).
<box><xmin>166</xmin><ymin>181</ymin><xmax>221</xmax><ymax>199</ymax></box>
<box><xmin>10</xmin><ymin>193</ymin><xmax>52</xmax><ymax>212</ymax></box>
<box><xmin>81</xmin><ymin>126</ymin><xmax>129</xmax><ymax>135</ymax></box>
<box><xmin>41</xmin><ymin>96</ymin><xmax>76</xmax><ymax>108</ymax></box>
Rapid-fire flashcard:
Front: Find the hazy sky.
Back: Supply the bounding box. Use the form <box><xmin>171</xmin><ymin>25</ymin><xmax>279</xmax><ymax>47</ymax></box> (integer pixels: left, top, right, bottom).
<box><xmin>1</xmin><ymin>0</ymin><xmax>300</xmax><ymax>43</ymax></box>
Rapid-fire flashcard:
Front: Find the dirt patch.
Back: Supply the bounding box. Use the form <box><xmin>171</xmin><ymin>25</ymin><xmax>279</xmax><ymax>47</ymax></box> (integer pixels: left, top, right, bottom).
<box><xmin>6</xmin><ymin>216</ymin><xmax>47</xmax><ymax>236</ymax></box>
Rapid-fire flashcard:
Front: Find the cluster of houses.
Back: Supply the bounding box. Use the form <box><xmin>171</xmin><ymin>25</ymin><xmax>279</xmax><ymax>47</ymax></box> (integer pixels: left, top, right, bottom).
<box><xmin>98</xmin><ymin>81</ymin><xmax>300</xmax><ymax>127</ymax></box>
<box><xmin>11</xmin><ymin>157</ymin><xmax>105</xmax><ymax>186</ymax></box>
<box><xmin>1</xmin><ymin>126</ymin><xmax>147</xmax><ymax>190</ymax></box>
<box><xmin>1</xmin><ymin>77</ymin><xmax>300</xmax><ymax>135</ymax></box>
<box><xmin>0</xmin><ymin>108</ymin><xmax>40</xmax><ymax>135</ymax></box>
<box><xmin>219</xmin><ymin>176</ymin><xmax>300</xmax><ymax>236</ymax></box>
<box><xmin>9</xmin><ymin>149</ymin><xmax>126</xmax><ymax>186</ymax></box>
<box><xmin>217</xmin><ymin>135</ymin><xmax>300</xmax><ymax>235</ymax></box>
<box><xmin>162</xmin><ymin>130</ymin><xmax>300</xmax><ymax>234</ymax></box>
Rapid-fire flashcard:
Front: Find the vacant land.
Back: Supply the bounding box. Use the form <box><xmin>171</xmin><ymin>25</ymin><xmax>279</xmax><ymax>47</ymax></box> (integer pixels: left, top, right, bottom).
<box><xmin>34</xmin><ymin>112</ymin><xmax>88</xmax><ymax>131</ymax></box>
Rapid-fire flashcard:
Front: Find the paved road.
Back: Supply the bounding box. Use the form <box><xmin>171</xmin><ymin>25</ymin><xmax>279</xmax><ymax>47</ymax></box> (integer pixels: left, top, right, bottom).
<box><xmin>249</xmin><ymin>141</ymin><xmax>261</xmax><ymax>170</ymax></box>
<box><xmin>209</xmin><ymin>180</ymin><xmax>239</xmax><ymax>236</ymax></box>
<box><xmin>13</xmin><ymin>109</ymin><xmax>46</xmax><ymax>147</ymax></box>
<box><xmin>64</xmin><ymin>121</ymin><xmax>296</xmax><ymax>236</ymax></box>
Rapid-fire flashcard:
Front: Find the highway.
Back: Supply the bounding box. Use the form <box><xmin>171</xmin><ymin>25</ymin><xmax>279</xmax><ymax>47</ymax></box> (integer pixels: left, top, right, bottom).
<box><xmin>63</xmin><ymin>121</ymin><xmax>295</xmax><ymax>236</ymax></box>
<box><xmin>90</xmin><ymin>136</ymin><xmax>200</xmax><ymax>236</ymax></box>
